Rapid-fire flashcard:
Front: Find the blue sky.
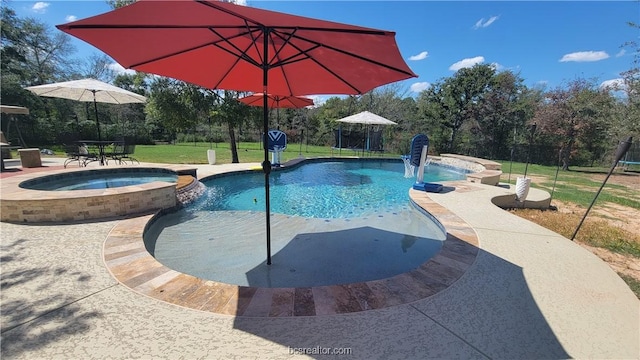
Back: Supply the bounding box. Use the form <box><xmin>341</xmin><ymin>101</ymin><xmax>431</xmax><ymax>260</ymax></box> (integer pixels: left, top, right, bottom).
<box><xmin>8</xmin><ymin>0</ymin><xmax>639</xmax><ymax>98</ymax></box>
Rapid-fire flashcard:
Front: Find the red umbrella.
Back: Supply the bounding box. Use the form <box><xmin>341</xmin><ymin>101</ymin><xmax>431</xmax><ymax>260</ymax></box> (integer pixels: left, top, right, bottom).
<box><xmin>57</xmin><ymin>0</ymin><xmax>417</xmax><ymax>265</ymax></box>
<box><xmin>238</xmin><ymin>94</ymin><xmax>314</xmax><ymax>109</ymax></box>
<box><xmin>239</xmin><ymin>93</ymin><xmax>313</xmax><ymax>128</ymax></box>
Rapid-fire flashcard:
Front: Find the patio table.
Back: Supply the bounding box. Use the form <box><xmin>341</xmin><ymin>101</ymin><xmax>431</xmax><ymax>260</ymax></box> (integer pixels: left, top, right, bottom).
<box><xmin>76</xmin><ymin>140</ymin><xmax>121</xmax><ymax>166</ymax></box>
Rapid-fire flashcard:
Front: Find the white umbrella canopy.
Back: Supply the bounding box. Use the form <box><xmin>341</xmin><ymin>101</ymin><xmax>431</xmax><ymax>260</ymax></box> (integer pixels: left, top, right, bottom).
<box><xmin>25</xmin><ymin>79</ymin><xmax>147</xmax><ymax>104</ymax></box>
<box><xmin>336</xmin><ymin>111</ymin><xmax>397</xmax><ymax>125</ymax></box>
<box><xmin>25</xmin><ymin>78</ymin><xmax>147</xmax><ymax>141</ymax></box>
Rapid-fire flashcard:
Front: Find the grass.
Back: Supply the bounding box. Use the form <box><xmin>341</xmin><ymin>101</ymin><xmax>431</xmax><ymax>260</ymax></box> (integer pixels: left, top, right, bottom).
<box><xmin>503</xmin><ymin>160</ymin><xmax>640</xmax><ymax>298</ymax></box>
<box><xmin>499</xmin><ymin>160</ymin><xmax>640</xmax><ymax>210</ymax></box>
<box><xmin>618</xmin><ymin>273</ymin><xmax>640</xmax><ymax>297</ymax></box>
<box><xmin>27</xmin><ymin>141</ymin><xmax>399</xmax><ymax>165</ymax></box>
<box><xmin>510</xmin><ymin>208</ymin><xmax>640</xmax><ymax>258</ymax></box>
<box><xmin>122</xmin><ymin>142</ymin><xmax>399</xmax><ymax>164</ymax></box>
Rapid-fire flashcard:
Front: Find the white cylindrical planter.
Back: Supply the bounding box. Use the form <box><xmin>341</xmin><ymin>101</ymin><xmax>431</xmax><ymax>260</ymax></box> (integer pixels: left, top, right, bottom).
<box><xmin>515</xmin><ymin>176</ymin><xmax>531</xmax><ymax>202</ymax></box>
<box><xmin>207</xmin><ymin>149</ymin><xmax>216</xmax><ymax>165</ymax></box>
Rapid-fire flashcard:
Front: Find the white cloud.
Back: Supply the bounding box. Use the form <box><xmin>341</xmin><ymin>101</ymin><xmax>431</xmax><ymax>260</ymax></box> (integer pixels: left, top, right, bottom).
<box><xmin>231</xmin><ymin>0</ymin><xmax>247</xmax><ymax>5</ymax></box>
<box><xmin>616</xmin><ymin>49</ymin><xmax>626</xmax><ymax>57</ymax></box>
<box><xmin>473</xmin><ymin>16</ymin><xmax>499</xmax><ymax>29</ymax></box>
<box><xmin>410</xmin><ymin>82</ymin><xmax>431</xmax><ymax>93</ymax></box>
<box><xmin>490</xmin><ymin>62</ymin><xmax>504</xmax><ymax>71</ymax></box>
<box><xmin>65</xmin><ymin>15</ymin><xmax>77</xmax><ymax>22</ymax></box>
<box><xmin>106</xmin><ymin>63</ymin><xmax>136</xmax><ymax>76</ymax></box>
<box><xmin>32</xmin><ymin>2</ymin><xmax>50</xmax><ymax>14</ymax></box>
<box><xmin>409</xmin><ymin>51</ymin><xmax>429</xmax><ymax>61</ymax></box>
<box><xmin>449</xmin><ymin>56</ymin><xmax>484</xmax><ymax>71</ymax></box>
<box><xmin>600</xmin><ymin>78</ymin><xmax>626</xmax><ymax>91</ymax></box>
<box><xmin>559</xmin><ymin>51</ymin><xmax>609</xmax><ymax>62</ymax></box>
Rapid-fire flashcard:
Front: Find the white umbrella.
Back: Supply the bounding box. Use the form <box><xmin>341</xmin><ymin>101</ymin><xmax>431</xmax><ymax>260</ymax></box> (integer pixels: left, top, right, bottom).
<box><xmin>25</xmin><ymin>78</ymin><xmax>147</xmax><ymax>141</ymax></box>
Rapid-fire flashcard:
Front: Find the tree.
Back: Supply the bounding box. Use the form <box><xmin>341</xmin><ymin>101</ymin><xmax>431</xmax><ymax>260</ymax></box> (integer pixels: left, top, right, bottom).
<box><xmin>20</xmin><ymin>17</ymin><xmax>77</xmax><ymax>85</ymax></box>
<box><xmin>79</xmin><ymin>53</ymin><xmax>117</xmax><ymax>81</ymax></box>
<box><xmin>0</xmin><ymin>6</ymin><xmax>81</xmax><ymax>145</ymax></box>
<box><xmin>1</xmin><ymin>7</ymin><xmax>28</xmax><ymax>107</ymax></box>
<box><xmin>416</xmin><ymin>64</ymin><xmax>495</xmax><ymax>154</ymax></box>
<box><xmin>210</xmin><ymin>90</ymin><xmax>258</xmax><ymax>163</ymax></box>
<box><xmin>145</xmin><ymin>78</ymin><xmax>204</xmax><ymax>141</ymax></box>
<box><xmin>107</xmin><ymin>0</ymin><xmax>136</xmax><ymax>9</ymax></box>
<box><xmin>470</xmin><ymin>70</ymin><xmax>538</xmax><ymax>160</ymax></box>
<box><xmin>532</xmin><ymin>79</ymin><xmax>615</xmax><ymax>170</ymax></box>
<box><xmin>617</xmin><ymin>21</ymin><xmax>640</xmax><ymax>139</ymax></box>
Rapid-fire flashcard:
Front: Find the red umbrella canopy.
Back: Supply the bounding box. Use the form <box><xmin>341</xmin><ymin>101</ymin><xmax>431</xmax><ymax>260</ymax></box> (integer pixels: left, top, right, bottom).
<box><xmin>57</xmin><ymin>0</ymin><xmax>417</xmax><ymax>266</ymax></box>
<box><xmin>56</xmin><ymin>0</ymin><xmax>417</xmax><ymax>96</ymax></box>
<box><xmin>238</xmin><ymin>94</ymin><xmax>314</xmax><ymax>109</ymax></box>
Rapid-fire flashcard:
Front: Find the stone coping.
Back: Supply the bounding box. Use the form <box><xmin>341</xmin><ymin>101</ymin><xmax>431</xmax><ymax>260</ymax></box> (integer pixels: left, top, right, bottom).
<box><xmin>430</xmin><ymin>154</ymin><xmax>503</xmax><ymax>185</ymax></box>
<box><xmin>102</xmin><ymin>183</ymin><xmax>480</xmax><ymax>317</ymax></box>
<box><xmin>439</xmin><ymin>153</ymin><xmax>502</xmax><ymax>171</ymax></box>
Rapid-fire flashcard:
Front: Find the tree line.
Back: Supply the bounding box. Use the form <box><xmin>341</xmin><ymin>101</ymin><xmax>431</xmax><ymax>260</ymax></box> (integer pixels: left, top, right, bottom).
<box><xmin>1</xmin><ymin>5</ymin><xmax>638</xmax><ymax>168</ymax></box>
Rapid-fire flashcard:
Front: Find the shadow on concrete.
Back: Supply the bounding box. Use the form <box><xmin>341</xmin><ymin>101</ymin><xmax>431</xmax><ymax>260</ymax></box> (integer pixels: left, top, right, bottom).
<box><xmin>0</xmin><ymin>237</ymin><xmax>102</xmax><ymax>357</ymax></box>
<box><xmin>439</xmin><ymin>185</ymin><xmax>457</xmax><ymax>193</ymax></box>
<box><xmin>233</xmin><ymin>240</ymin><xmax>570</xmax><ymax>359</ymax></box>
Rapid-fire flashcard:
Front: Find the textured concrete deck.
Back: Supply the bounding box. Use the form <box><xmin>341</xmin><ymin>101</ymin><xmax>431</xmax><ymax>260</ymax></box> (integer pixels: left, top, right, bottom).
<box><xmin>1</xmin><ymin>158</ymin><xmax>638</xmax><ymax>359</ymax></box>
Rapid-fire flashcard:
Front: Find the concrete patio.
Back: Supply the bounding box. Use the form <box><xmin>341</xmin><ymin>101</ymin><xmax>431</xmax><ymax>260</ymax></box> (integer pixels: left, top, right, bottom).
<box><xmin>1</xmin><ymin>157</ymin><xmax>638</xmax><ymax>359</ymax></box>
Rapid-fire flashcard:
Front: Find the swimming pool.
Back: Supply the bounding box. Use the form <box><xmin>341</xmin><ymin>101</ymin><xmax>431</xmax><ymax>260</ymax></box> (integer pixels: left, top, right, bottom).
<box><xmin>145</xmin><ymin>159</ymin><xmax>469</xmax><ymax>288</ymax></box>
<box><xmin>19</xmin><ymin>168</ymin><xmax>178</xmax><ymax>191</ymax></box>
<box><xmin>193</xmin><ymin>159</ymin><xmax>468</xmax><ymax>218</ymax></box>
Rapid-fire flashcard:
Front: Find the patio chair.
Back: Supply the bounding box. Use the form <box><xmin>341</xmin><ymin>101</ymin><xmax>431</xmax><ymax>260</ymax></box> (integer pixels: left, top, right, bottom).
<box><xmin>106</xmin><ymin>140</ymin><xmax>126</xmax><ymax>165</ymax></box>
<box><xmin>119</xmin><ymin>143</ymin><xmax>140</xmax><ymax>164</ymax></box>
<box><xmin>64</xmin><ymin>145</ymin><xmax>83</xmax><ymax>168</ymax></box>
<box><xmin>64</xmin><ymin>144</ymin><xmax>98</xmax><ymax>168</ymax></box>
<box><xmin>79</xmin><ymin>143</ymin><xmax>100</xmax><ymax>166</ymax></box>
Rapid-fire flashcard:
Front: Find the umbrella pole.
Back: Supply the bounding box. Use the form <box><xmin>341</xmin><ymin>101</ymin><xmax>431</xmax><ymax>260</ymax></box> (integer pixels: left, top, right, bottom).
<box><xmin>92</xmin><ymin>91</ymin><xmax>105</xmax><ymax>166</ymax></box>
<box><xmin>93</xmin><ymin>92</ymin><xmax>101</xmax><ymax>142</ymax></box>
<box><xmin>262</xmin><ymin>31</ymin><xmax>272</xmax><ymax>266</ymax></box>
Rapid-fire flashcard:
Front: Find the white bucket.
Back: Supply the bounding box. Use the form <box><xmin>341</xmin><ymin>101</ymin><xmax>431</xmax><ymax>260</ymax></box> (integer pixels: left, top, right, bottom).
<box><xmin>515</xmin><ymin>176</ymin><xmax>531</xmax><ymax>202</ymax></box>
<box><xmin>207</xmin><ymin>149</ymin><xmax>216</xmax><ymax>165</ymax></box>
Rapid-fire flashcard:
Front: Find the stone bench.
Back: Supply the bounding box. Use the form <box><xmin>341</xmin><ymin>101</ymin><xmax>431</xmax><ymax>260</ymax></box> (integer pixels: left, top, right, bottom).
<box><xmin>466</xmin><ymin>170</ymin><xmax>502</xmax><ymax>186</ymax></box>
<box><xmin>18</xmin><ymin>148</ymin><xmax>42</xmax><ymax>168</ymax></box>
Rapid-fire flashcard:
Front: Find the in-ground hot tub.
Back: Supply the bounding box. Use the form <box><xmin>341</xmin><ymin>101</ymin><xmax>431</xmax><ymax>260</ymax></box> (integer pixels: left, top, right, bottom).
<box><xmin>19</xmin><ymin>167</ymin><xmax>178</xmax><ymax>190</ymax></box>
<box><xmin>1</xmin><ymin>167</ymin><xmax>179</xmax><ymax>223</ymax></box>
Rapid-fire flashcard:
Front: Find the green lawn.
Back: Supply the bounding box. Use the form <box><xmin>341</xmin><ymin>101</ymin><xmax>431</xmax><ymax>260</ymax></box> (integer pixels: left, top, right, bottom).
<box><xmin>498</xmin><ymin>160</ymin><xmax>640</xmax><ymax>210</ymax></box>
<box><xmin>132</xmin><ymin>141</ymin><xmax>401</xmax><ymax>164</ymax></box>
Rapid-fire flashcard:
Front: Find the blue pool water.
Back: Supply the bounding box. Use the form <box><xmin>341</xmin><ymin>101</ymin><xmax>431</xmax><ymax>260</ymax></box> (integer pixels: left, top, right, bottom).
<box><xmin>192</xmin><ymin>160</ymin><xmax>467</xmax><ymax>218</ymax></box>
<box><xmin>20</xmin><ymin>168</ymin><xmax>178</xmax><ymax>191</ymax></box>
<box><xmin>145</xmin><ymin>159</ymin><xmax>468</xmax><ymax>287</ymax></box>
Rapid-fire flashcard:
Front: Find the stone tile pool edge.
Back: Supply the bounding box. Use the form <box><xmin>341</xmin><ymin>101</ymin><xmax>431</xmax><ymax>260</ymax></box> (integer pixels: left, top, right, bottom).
<box><xmin>103</xmin><ymin>186</ymin><xmax>480</xmax><ymax>318</ymax></box>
